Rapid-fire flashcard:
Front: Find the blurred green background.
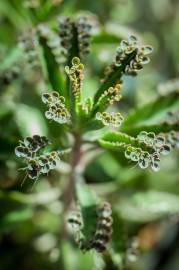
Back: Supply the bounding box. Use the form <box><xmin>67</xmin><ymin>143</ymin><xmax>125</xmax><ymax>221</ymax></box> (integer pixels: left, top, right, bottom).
<box><xmin>0</xmin><ymin>0</ymin><xmax>179</xmax><ymax>269</ymax></box>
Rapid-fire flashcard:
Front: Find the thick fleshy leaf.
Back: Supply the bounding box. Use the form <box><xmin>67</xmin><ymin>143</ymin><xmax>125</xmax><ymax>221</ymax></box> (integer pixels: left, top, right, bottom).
<box><xmin>117</xmin><ymin>191</ymin><xmax>179</xmax><ymax>222</ymax></box>
<box><xmin>38</xmin><ymin>34</ymin><xmax>65</xmax><ymax>94</ymax></box>
<box><xmin>121</xmin><ymin>92</ymin><xmax>179</xmax><ymax>135</ymax></box>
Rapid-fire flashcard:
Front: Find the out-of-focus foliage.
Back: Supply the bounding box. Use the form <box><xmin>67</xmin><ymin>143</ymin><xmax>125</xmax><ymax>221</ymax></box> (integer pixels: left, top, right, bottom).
<box><xmin>0</xmin><ymin>0</ymin><xmax>179</xmax><ymax>270</ymax></box>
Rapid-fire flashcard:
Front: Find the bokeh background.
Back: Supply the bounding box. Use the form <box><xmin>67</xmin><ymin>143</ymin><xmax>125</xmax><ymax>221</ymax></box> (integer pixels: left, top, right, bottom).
<box><xmin>0</xmin><ymin>0</ymin><xmax>179</xmax><ymax>269</ymax></box>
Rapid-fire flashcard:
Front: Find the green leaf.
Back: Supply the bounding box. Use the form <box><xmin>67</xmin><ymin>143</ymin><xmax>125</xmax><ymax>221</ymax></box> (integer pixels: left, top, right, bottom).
<box><xmin>91</xmin><ymin>32</ymin><xmax>120</xmax><ymax>45</ymax></box>
<box><xmin>120</xmin><ymin>122</ymin><xmax>179</xmax><ymax>137</ymax></box>
<box><xmin>75</xmin><ymin>182</ymin><xmax>98</xmax><ymax>247</ymax></box>
<box><xmin>118</xmin><ymin>191</ymin><xmax>179</xmax><ymax>223</ymax></box>
<box><xmin>0</xmin><ymin>135</ymin><xmax>17</xmax><ymax>159</ymax></box>
<box><xmin>38</xmin><ymin>35</ymin><xmax>65</xmax><ymax>94</ymax></box>
<box><xmin>98</xmin><ymin>131</ymin><xmax>136</xmax><ymax>152</ymax></box>
<box><xmin>0</xmin><ymin>189</ymin><xmax>61</xmax><ymax>206</ymax></box>
<box><xmin>76</xmin><ymin>182</ymin><xmax>97</xmax><ymax>208</ymax></box>
<box><xmin>121</xmin><ymin>92</ymin><xmax>179</xmax><ymax>135</ymax></box>
<box><xmin>0</xmin><ymin>208</ymin><xmax>34</xmax><ymax>231</ymax></box>
<box><xmin>0</xmin><ymin>46</ymin><xmax>22</xmax><ymax>71</ymax></box>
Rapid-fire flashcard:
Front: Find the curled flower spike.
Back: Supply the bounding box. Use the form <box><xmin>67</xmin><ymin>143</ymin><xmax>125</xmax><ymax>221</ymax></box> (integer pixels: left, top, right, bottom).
<box><xmin>65</xmin><ymin>57</ymin><xmax>84</xmax><ymax>102</ymax></box>
<box><xmin>42</xmin><ymin>91</ymin><xmax>71</xmax><ymax>124</ymax></box>
<box><xmin>96</xmin><ymin>112</ymin><xmax>124</xmax><ymax>128</ymax></box>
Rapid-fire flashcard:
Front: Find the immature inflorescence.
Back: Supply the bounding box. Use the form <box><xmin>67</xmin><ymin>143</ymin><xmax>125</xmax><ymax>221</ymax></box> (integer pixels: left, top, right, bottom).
<box><xmin>42</xmin><ymin>91</ymin><xmax>71</xmax><ymax>124</ymax></box>
<box><xmin>68</xmin><ymin>202</ymin><xmax>113</xmax><ymax>253</ymax></box>
<box><xmin>15</xmin><ymin>135</ymin><xmax>61</xmax><ymax>179</ymax></box>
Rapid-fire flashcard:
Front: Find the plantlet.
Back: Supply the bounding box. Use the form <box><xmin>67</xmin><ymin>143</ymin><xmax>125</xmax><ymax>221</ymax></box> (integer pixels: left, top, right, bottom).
<box><xmin>13</xmin><ymin>15</ymin><xmax>179</xmax><ymax>264</ymax></box>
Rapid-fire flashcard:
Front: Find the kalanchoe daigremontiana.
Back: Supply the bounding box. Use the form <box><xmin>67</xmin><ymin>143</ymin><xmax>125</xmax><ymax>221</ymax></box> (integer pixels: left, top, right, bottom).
<box><xmin>14</xmin><ymin>14</ymin><xmax>179</xmax><ymax>257</ymax></box>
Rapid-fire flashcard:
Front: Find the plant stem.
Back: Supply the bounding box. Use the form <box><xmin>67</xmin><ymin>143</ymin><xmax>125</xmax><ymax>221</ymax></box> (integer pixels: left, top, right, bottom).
<box><xmin>60</xmin><ymin>132</ymin><xmax>82</xmax><ymax>239</ymax></box>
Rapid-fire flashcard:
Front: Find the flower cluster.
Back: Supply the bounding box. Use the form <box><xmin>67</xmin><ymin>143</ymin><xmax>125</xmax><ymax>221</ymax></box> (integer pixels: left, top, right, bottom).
<box><xmin>15</xmin><ymin>135</ymin><xmax>61</xmax><ymax>179</ymax></box>
<box><xmin>68</xmin><ymin>202</ymin><xmax>113</xmax><ymax>253</ymax></box>
<box><xmin>42</xmin><ymin>91</ymin><xmax>71</xmax><ymax>124</ymax></box>
<box><xmin>96</xmin><ymin>112</ymin><xmax>124</xmax><ymax>128</ymax></box>
<box><xmin>125</xmin><ymin>131</ymin><xmax>171</xmax><ymax>171</ymax></box>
